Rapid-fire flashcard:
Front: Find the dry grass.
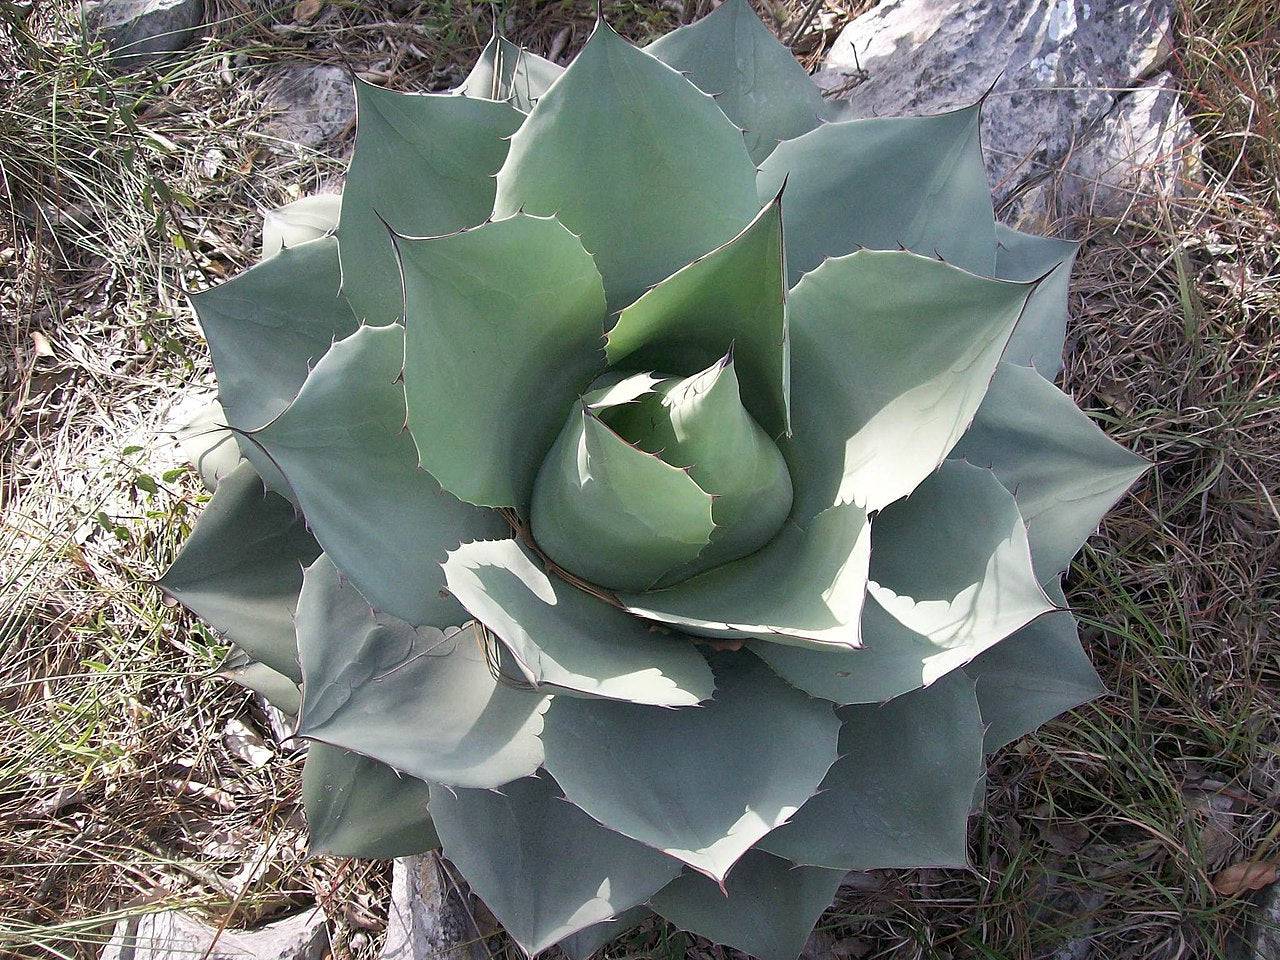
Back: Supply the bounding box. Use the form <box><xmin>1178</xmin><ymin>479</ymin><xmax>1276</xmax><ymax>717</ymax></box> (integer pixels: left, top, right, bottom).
<box><xmin>1</xmin><ymin>0</ymin><xmax>1278</xmax><ymax>958</ymax></box>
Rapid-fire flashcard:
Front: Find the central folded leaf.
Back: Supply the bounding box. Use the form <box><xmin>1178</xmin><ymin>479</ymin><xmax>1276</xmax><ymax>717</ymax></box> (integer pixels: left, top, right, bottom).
<box><xmin>530</xmin><ymin>360</ymin><xmax>793</xmax><ymax>593</ymax></box>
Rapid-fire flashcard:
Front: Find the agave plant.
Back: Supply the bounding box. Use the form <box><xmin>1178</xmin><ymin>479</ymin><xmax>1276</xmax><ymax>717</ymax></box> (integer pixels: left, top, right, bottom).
<box><xmin>161</xmin><ymin>3</ymin><xmax>1148</xmax><ymax>957</ymax></box>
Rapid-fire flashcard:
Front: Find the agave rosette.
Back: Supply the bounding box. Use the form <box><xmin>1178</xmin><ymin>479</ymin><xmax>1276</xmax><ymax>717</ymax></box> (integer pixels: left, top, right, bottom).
<box><xmin>162</xmin><ymin>4</ymin><xmax>1148</xmax><ymax>958</ymax></box>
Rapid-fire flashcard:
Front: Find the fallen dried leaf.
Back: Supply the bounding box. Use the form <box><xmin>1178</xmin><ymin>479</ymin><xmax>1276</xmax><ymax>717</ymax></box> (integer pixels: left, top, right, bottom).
<box><xmin>293</xmin><ymin>0</ymin><xmax>322</xmax><ymax>22</ymax></box>
<box><xmin>1213</xmin><ymin>860</ymin><xmax>1279</xmax><ymax>896</ymax></box>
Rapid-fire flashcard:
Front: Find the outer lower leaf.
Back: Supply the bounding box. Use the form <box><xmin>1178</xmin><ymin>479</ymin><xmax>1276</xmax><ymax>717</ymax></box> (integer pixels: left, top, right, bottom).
<box><xmin>605</xmin><ymin>355</ymin><xmax>793</xmax><ymax>581</ymax></box>
<box><xmin>430</xmin><ymin>774</ymin><xmax>681</xmax><ymax>955</ymax></box>
<box><xmin>492</xmin><ymin>20</ymin><xmax>759</xmax><ymax>311</ymax></box>
<box><xmin>759</xmin><ymin>669</ymin><xmax>983</xmax><ymax>870</ymax></box>
<box><xmin>441</xmin><ymin>538</ymin><xmax>714</xmax><ymax>706</ymax></box>
<box><xmin>190</xmin><ymin>236</ymin><xmax>358</xmax><ymax>493</ymax></box>
<box><xmin>558</xmin><ymin>907</ymin><xmax>652</xmax><ymax>960</ymax></box>
<box><xmin>261</xmin><ymin>193</ymin><xmax>341</xmax><ymax>260</ymax></box>
<box><xmin>249</xmin><ymin>324</ymin><xmax>508</xmax><ymax>626</ymax></box>
<box><xmin>460</xmin><ymin>32</ymin><xmax>563</xmax><ymax>111</ymax></box>
<box><xmin>646</xmin><ymin>0</ymin><xmax>826</xmax><ymax>164</ymax></box>
<box><xmin>757</xmin><ymin>105</ymin><xmax>996</xmax><ymax>283</ymax></box>
<box><xmin>530</xmin><ymin>403</ymin><xmax>715</xmax><ymax>593</ymax></box>
<box><xmin>338</xmin><ymin>81</ymin><xmax>522</xmax><ymax>325</ymax></box>
<box><xmin>964</xmin><ymin>579</ymin><xmax>1105</xmax><ymax>753</ymax></box>
<box><xmin>993</xmin><ymin>224</ymin><xmax>1079</xmax><ymax>378</ymax></box>
<box><xmin>869</xmin><ymin>461</ymin><xmax>1055</xmax><ymax>651</ymax></box>
<box><xmin>784</xmin><ymin>250</ymin><xmax>1032</xmax><ymax>517</ymax></box>
<box><xmin>159</xmin><ymin>460</ymin><xmax>318</xmax><ymax>682</ymax></box>
<box><xmin>605</xmin><ymin>195</ymin><xmax>790</xmax><ymax>437</ymax></box>
<box><xmin>217</xmin><ymin>646</ymin><xmax>301</xmax><ymax>715</ymax></box>
<box><xmin>950</xmin><ymin>362</ymin><xmax>1149</xmax><ymax>581</ymax></box>
<box><xmin>541</xmin><ymin>651</ymin><xmax>839</xmax><ymax>884</ymax></box>
<box><xmin>620</xmin><ymin>502</ymin><xmax>869</xmax><ymax>651</ymax></box>
<box><xmin>650</xmin><ymin>851</ymin><xmax>844</xmax><ymax>960</ymax></box>
<box><xmin>303</xmin><ymin>742</ymin><xmax>440</xmax><ymax>859</ymax></box>
<box><xmin>400</xmin><ymin>214</ymin><xmax>607</xmax><ymax>509</ymax></box>
<box><xmin>172</xmin><ymin>398</ymin><xmax>241</xmax><ymax>491</ymax></box>
<box><xmin>296</xmin><ymin>555</ymin><xmax>548</xmax><ymax>789</ymax></box>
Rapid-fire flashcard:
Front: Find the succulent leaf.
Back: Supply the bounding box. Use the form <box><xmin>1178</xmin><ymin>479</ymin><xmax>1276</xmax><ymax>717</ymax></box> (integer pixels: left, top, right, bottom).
<box><xmin>338</xmin><ymin>81</ymin><xmax>522</xmax><ymax>325</ymax></box>
<box><xmin>492</xmin><ymin>19</ymin><xmax>759</xmax><ymax>311</ymax></box>
<box><xmin>303</xmin><ymin>742</ymin><xmax>440</xmax><ymax>859</ymax></box>
<box><xmin>296</xmin><ymin>555</ymin><xmax>549</xmax><ymax>789</ymax></box>
<box><xmin>172</xmin><ymin>398</ymin><xmax>241</xmax><ymax>491</ymax></box>
<box><xmin>441</xmin><ymin>538</ymin><xmax>714</xmax><ymax>706</ymax></box>
<box><xmin>400</xmin><ymin>214</ymin><xmax>607</xmax><ymax>509</ymax></box>
<box><xmin>430</xmin><ymin>773</ymin><xmax>681</xmax><ymax>955</ymax></box>
<box><xmin>964</xmin><ymin>578</ymin><xmax>1105</xmax><ymax>753</ymax></box>
<box><xmin>645</xmin><ymin>0</ymin><xmax>825</xmax><ymax>164</ymax></box>
<box><xmin>249</xmin><ymin>323</ymin><xmax>508</xmax><ymax>626</ymax></box>
<box><xmin>868</xmin><ymin>461</ymin><xmax>1055</xmax><ymax>650</ymax></box>
<box><xmin>190</xmin><ymin>236</ymin><xmax>358</xmax><ymax>495</ymax></box>
<box><xmin>540</xmin><ymin>651</ymin><xmax>839</xmax><ymax>884</ymax></box>
<box><xmin>217</xmin><ymin>646</ymin><xmax>301</xmax><ymax>715</ymax></box>
<box><xmin>558</xmin><ymin>908</ymin><xmax>652</xmax><ymax>960</ymax></box>
<box><xmin>460</xmin><ymin>31</ymin><xmax>564</xmax><ymax>111</ymax></box>
<box><xmin>530</xmin><ymin>393</ymin><xmax>716</xmax><ymax>593</ymax></box>
<box><xmin>993</xmin><ymin>225</ymin><xmax>1079</xmax><ymax>378</ymax></box>
<box><xmin>757</xmin><ymin>105</ymin><xmax>996</xmax><ymax>283</ymax></box>
<box><xmin>620</xmin><ymin>502</ymin><xmax>869</xmax><ymax>650</ymax></box>
<box><xmin>159</xmin><ymin>461</ymin><xmax>317</xmax><ymax>682</ymax></box>
<box><xmin>261</xmin><ymin>193</ymin><xmax>341</xmax><ymax>260</ymax></box>
<box><xmin>605</xmin><ymin>194</ymin><xmax>790</xmax><ymax>437</ymax></box>
<box><xmin>950</xmin><ymin>362</ymin><xmax>1150</xmax><ymax>581</ymax></box>
<box><xmin>650</xmin><ymin>850</ymin><xmax>844</xmax><ymax>960</ymax></box>
<box><xmin>784</xmin><ymin>249</ymin><xmax>1032</xmax><ymax>517</ymax></box>
<box><xmin>759</xmin><ymin>669</ymin><xmax>982</xmax><ymax>869</ymax></box>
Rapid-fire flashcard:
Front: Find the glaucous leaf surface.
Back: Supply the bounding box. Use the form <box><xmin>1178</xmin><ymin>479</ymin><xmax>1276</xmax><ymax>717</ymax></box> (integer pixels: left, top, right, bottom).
<box><xmin>869</xmin><ymin>461</ymin><xmax>1055</xmax><ymax>650</ymax></box>
<box><xmin>338</xmin><ymin>81</ymin><xmax>522</xmax><ymax>325</ymax></box>
<box><xmin>159</xmin><ymin>460</ymin><xmax>317</xmax><ymax>682</ymax></box>
<box><xmin>558</xmin><ymin>908</ymin><xmax>652</xmax><ymax>960</ymax></box>
<box><xmin>172</xmin><ymin>398</ymin><xmax>241</xmax><ymax>491</ymax></box>
<box><xmin>261</xmin><ymin>193</ymin><xmax>341</xmax><ymax>260</ymax></box>
<box><xmin>441</xmin><ymin>538</ymin><xmax>714</xmax><ymax>706</ymax></box>
<box><xmin>950</xmin><ymin>362</ymin><xmax>1149</xmax><ymax>581</ymax></box>
<box><xmin>218</xmin><ymin>646</ymin><xmax>301</xmax><ymax>715</ymax></box>
<box><xmin>493</xmin><ymin>20</ymin><xmax>759</xmax><ymax>311</ymax></box>
<box><xmin>296</xmin><ymin>555</ymin><xmax>549</xmax><ymax>789</ymax></box>
<box><xmin>760</xmin><ymin>669</ymin><xmax>982</xmax><ymax>869</ymax></box>
<box><xmin>430</xmin><ymin>774</ymin><xmax>681</xmax><ymax>955</ymax></box>
<box><xmin>604</xmin><ymin>355</ymin><xmax>793</xmax><ymax>582</ymax></box>
<box><xmin>993</xmin><ymin>224</ymin><xmax>1079</xmax><ymax>378</ymax></box>
<box><xmin>541</xmin><ymin>651</ymin><xmax>839</xmax><ymax>883</ymax></box>
<box><xmin>646</xmin><ymin>0</ymin><xmax>826</xmax><ymax>164</ymax></box>
<box><xmin>606</xmin><ymin>195</ymin><xmax>790</xmax><ymax>437</ymax></box>
<box><xmin>784</xmin><ymin>250</ymin><xmax>1032</xmax><ymax>516</ymax></box>
<box><xmin>303</xmin><ymin>742</ymin><xmax>440</xmax><ymax>859</ymax></box>
<box><xmin>400</xmin><ymin>213</ymin><xmax>607</xmax><ymax>509</ymax></box>
<box><xmin>459</xmin><ymin>31</ymin><xmax>564</xmax><ymax>111</ymax></box>
<box><xmin>651</xmin><ymin>851</ymin><xmax>844</xmax><ymax>960</ymax></box>
<box><xmin>620</xmin><ymin>502</ymin><xmax>869</xmax><ymax>650</ymax></box>
<box><xmin>757</xmin><ymin>105</ymin><xmax>996</xmax><ymax>283</ymax></box>
<box><xmin>249</xmin><ymin>323</ymin><xmax>508</xmax><ymax>626</ymax></box>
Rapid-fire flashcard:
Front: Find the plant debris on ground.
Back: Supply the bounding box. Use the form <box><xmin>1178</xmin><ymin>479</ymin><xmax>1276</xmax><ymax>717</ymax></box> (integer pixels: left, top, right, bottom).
<box><xmin>1</xmin><ymin>1</ymin><xmax>1277</xmax><ymax>958</ymax></box>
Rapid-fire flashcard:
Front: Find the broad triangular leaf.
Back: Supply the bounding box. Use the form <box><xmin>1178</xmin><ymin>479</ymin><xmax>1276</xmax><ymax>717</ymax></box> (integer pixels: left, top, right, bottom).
<box><xmin>993</xmin><ymin>224</ymin><xmax>1078</xmax><ymax>378</ymax></box>
<box><xmin>261</xmin><ymin>193</ymin><xmax>340</xmax><ymax>260</ymax></box>
<box><xmin>249</xmin><ymin>324</ymin><xmax>508</xmax><ymax>626</ymax></box>
<box><xmin>400</xmin><ymin>213</ymin><xmax>607</xmax><ymax>509</ymax></box>
<box><xmin>460</xmin><ymin>31</ymin><xmax>563</xmax><ymax>111</ymax></box>
<box><xmin>646</xmin><ymin>0</ymin><xmax>826</xmax><ymax>163</ymax></box>
<box><xmin>171</xmin><ymin>398</ymin><xmax>241</xmax><ymax>491</ymax></box>
<box><xmin>441</xmin><ymin>538</ymin><xmax>714</xmax><ymax>706</ymax></box>
<box><xmin>217</xmin><ymin>646</ymin><xmax>300</xmax><ymax>715</ymax></box>
<box><xmin>493</xmin><ymin>20</ymin><xmax>759</xmax><ymax>311</ymax></box>
<box><xmin>430</xmin><ymin>774</ymin><xmax>681</xmax><ymax>955</ymax></box>
<box><xmin>541</xmin><ymin>651</ymin><xmax>839</xmax><ymax>884</ymax></box>
<box><xmin>296</xmin><ymin>555</ymin><xmax>548</xmax><ymax>789</ymax></box>
<box><xmin>558</xmin><ymin>908</ymin><xmax>652</xmax><ymax>960</ymax></box>
<box><xmin>757</xmin><ymin>105</ymin><xmax>996</xmax><ymax>283</ymax></box>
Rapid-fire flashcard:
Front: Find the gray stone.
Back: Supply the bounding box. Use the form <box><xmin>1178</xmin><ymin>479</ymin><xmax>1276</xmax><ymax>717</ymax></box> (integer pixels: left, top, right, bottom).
<box><xmin>381</xmin><ymin>855</ymin><xmax>489</xmax><ymax>960</ymax></box>
<box><xmin>1241</xmin><ymin>882</ymin><xmax>1280</xmax><ymax>959</ymax></box>
<box><xmin>85</xmin><ymin>0</ymin><xmax>205</xmax><ymax>70</ymax></box>
<box><xmin>100</xmin><ymin>907</ymin><xmax>329</xmax><ymax>960</ymax></box>
<box><xmin>818</xmin><ymin>0</ymin><xmax>1186</xmax><ymax>217</ymax></box>
<box><xmin>264</xmin><ymin>65</ymin><xmax>357</xmax><ymax>152</ymax></box>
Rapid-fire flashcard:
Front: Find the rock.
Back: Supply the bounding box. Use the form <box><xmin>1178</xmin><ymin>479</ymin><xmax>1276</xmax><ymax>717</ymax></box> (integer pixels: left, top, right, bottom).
<box><xmin>264</xmin><ymin>65</ymin><xmax>357</xmax><ymax>152</ymax></box>
<box><xmin>85</xmin><ymin>0</ymin><xmax>205</xmax><ymax>70</ymax></box>
<box><xmin>381</xmin><ymin>855</ymin><xmax>489</xmax><ymax>960</ymax></box>
<box><xmin>1238</xmin><ymin>882</ymin><xmax>1280</xmax><ymax>959</ymax></box>
<box><xmin>818</xmin><ymin>0</ymin><xmax>1191</xmax><ymax>219</ymax></box>
<box><xmin>100</xmin><ymin>907</ymin><xmax>329</xmax><ymax>960</ymax></box>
